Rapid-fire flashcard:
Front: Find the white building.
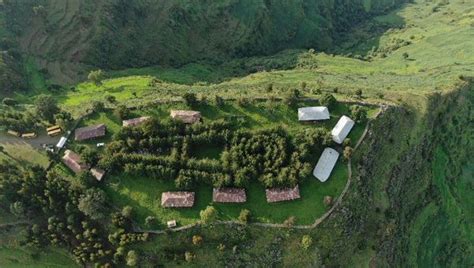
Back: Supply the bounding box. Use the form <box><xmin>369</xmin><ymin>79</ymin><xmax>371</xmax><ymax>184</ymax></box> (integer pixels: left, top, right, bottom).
<box><xmin>331</xmin><ymin>115</ymin><xmax>355</xmax><ymax>144</ymax></box>
<box><xmin>56</xmin><ymin>137</ymin><xmax>67</xmax><ymax>149</ymax></box>
<box><xmin>313</xmin><ymin>148</ymin><xmax>340</xmax><ymax>182</ymax></box>
<box><xmin>298</xmin><ymin>107</ymin><xmax>330</xmax><ymax>121</ymax></box>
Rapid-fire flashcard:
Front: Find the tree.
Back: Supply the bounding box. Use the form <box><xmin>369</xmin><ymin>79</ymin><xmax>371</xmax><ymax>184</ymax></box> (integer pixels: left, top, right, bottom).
<box><xmin>114</xmin><ymin>105</ymin><xmax>130</xmax><ymax>120</ymax></box>
<box><xmin>78</xmin><ymin>172</ymin><xmax>97</xmax><ymax>188</ymax></box>
<box><xmin>402</xmin><ymin>52</ymin><xmax>409</xmax><ymax>59</ymax></box>
<box><xmin>78</xmin><ymin>188</ymin><xmax>106</xmax><ymax>220</ymax></box>
<box><xmin>88</xmin><ymin>70</ymin><xmax>105</xmax><ymax>86</ymax></box>
<box><xmin>238</xmin><ymin>209</ymin><xmax>251</xmax><ymax>224</ymax></box>
<box><xmin>35</xmin><ymin>95</ymin><xmax>59</xmax><ymax>122</ymax></box>
<box><xmin>92</xmin><ymin>101</ymin><xmax>105</xmax><ymax>113</ymax></box>
<box><xmin>319</xmin><ymin>93</ymin><xmax>336</xmax><ymax>109</ymax></box>
<box><xmin>54</xmin><ymin>111</ymin><xmax>73</xmax><ymax>130</ymax></box>
<box><xmin>145</xmin><ymin>216</ymin><xmax>156</xmax><ymax>227</ymax></box>
<box><xmin>192</xmin><ymin>235</ymin><xmax>203</xmax><ymax>246</ymax></box>
<box><xmin>300</xmin><ymin>81</ymin><xmax>307</xmax><ymax>91</ymax></box>
<box><xmin>343</xmin><ymin>138</ymin><xmax>351</xmax><ymax>147</ymax></box>
<box><xmin>81</xmin><ymin>148</ymin><xmax>99</xmax><ymax>166</ymax></box>
<box><xmin>350</xmin><ymin>105</ymin><xmax>368</xmax><ymax>123</ymax></box>
<box><xmin>126</xmin><ymin>250</ymin><xmax>138</xmax><ymax>266</ymax></box>
<box><xmin>215</xmin><ymin>95</ymin><xmax>225</xmax><ymax>107</ymax></box>
<box><xmin>200</xmin><ymin>206</ymin><xmax>217</xmax><ymax>223</ymax></box>
<box><xmin>343</xmin><ymin>146</ymin><xmax>353</xmax><ymax>161</ymax></box>
<box><xmin>184</xmin><ymin>251</ymin><xmax>195</xmax><ymax>262</ymax></box>
<box><xmin>121</xmin><ymin>206</ymin><xmax>133</xmax><ymax>219</ymax></box>
<box><xmin>105</xmin><ymin>95</ymin><xmax>116</xmax><ymax>104</ymax></box>
<box><xmin>284</xmin><ymin>89</ymin><xmax>299</xmax><ymax>107</ymax></box>
<box><xmin>301</xmin><ymin>235</ymin><xmax>313</xmax><ymax>250</ymax></box>
<box><xmin>355</xmin><ymin>89</ymin><xmax>363</xmax><ymax>98</ymax></box>
<box><xmin>183</xmin><ymin>93</ymin><xmax>198</xmax><ymax>107</ymax></box>
<box><xmin>10</xmin><ymin>201</ymin><xmax>25</xmax><ymax>216</ymax></box>
<box><xmin>33</xmin><ymin>5</ymin><xmax>47</xmax><ymax>18</ymax></box>
<box><xmin>265</xmin><ymin>83</ymin><xmax>273</xmax><ymax>92</ymax></box>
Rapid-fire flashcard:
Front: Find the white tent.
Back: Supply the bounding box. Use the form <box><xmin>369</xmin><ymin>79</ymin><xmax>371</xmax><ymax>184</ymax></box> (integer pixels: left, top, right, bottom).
<box><xmin>56</xmin><ymin>137</ymin><xmax>67</xmax><ymax>149</ymax></box>
<box><xmin>298</xmin><ymin>107</ymin><xmax>330</xmax><ymax>121</ymax></box>
<box><xmin>331</xmin><ymin>115</ymin><xmax>355</xmax><ymax>144</ymax></box>
<box><xmin>313</xmin><ymin>148</ymin><xmax>340</xmax><ymax>182</ymax></box>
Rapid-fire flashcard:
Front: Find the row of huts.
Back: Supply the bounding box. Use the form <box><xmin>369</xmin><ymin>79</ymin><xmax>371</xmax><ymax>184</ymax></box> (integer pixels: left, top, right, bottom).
<box><xmin>161</xmin><ymin>185</ymin><xmax>301</xmax><ymax>208</ymax></box>
<box><xmin>59</xmin><ymin>111</ymin><xmax>203</xmax><ymax>183</ymax></box>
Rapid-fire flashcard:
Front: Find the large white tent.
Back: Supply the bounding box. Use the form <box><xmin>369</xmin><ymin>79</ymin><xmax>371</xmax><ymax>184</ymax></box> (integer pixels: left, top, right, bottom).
<box><xmin>331</xmin><ymin>115</ymin><xmax>355</xmax><ymax>144</ymax></box>
<box><xmin>313</xmin><ymin>147</ymin><xmax>340</xmax><ymax>182</ymax></box>
<box><xmin>298</xmin><ymin>106</ymin><xmax>330</xmax><ymax>121</ymax></box>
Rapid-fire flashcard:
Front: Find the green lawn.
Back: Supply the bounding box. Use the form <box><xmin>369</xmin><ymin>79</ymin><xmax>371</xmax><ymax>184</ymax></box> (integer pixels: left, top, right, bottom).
<box><xmin>103</xmin><ymin>161</ymin><xmax>347</xmax><ymax>227</ymax></box>
<box><xmin>0</xmin><ymin>141</ymin><xmax>50</xmax><ymax>168</ymax></box>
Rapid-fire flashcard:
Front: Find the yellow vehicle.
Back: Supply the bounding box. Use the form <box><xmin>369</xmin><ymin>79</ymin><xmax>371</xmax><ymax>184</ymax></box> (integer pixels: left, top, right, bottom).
<box><xmin>21</xmin><ymin>132</ymin><xmax>37</xmax><ymax>139</ymax></box>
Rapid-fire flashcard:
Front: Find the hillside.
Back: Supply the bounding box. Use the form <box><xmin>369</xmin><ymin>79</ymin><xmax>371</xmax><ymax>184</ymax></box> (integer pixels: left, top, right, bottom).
<box><xmin>2</xmin><ymin>0</ymin><xmax>407</xmax><ymax>84</ymax></box>
<box><xmin>0</xmin><ymin>0</ymin><xmax>473</xmax><ymax>267</ymax></box>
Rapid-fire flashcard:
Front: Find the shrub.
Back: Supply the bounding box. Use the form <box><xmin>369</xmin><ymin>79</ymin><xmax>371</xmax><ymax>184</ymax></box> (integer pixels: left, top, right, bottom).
<box><xmin>200</xmin><ymin>206</ymin><xmax>217</xmax><ymax>223</ymax></box>
<box><xmin>105</xmin><ymin>95</ymin><xmax>116</xmax><ymax>104</ymax></box>
<box><xmin>355</xmin><ymin>89</ymin><xmax>363</xmax><ymax>98</ymax></box>
<box><xmin>126</xmin><ymin>250</ymin><xmax>138</xmax><ymax>266</ymax></box>
<box><xmin>114</xmin><ymin>105</ymin><xmax>130</xmax><ymax>120</ymax></box>
<box><xmin>215</xmin><ymin>95</ymin><xmax>225</xmax><ymax>107</ymax></box>
<box><xmin>183</xmin><ymin>93</ymin><xmax>198</xmax><ymax>107</ymax></box>
<box><xmin>92</xmin><ymin>101</ymin><xmax>105</xmax><ymax>112</ymax></box>
<box><xmin>237</xmin><ymin>97</ymin><xmax>250</xmax><ymax>107</ymax></box>
<box><xmin>319</xmin><ymin>93</ymin><xmax>336</xmax><ymax>109</ymax></box>
<box><xmin>343</xmin><ymin>138</ymin><xmax>351</xmax><ymax>147</ymax></box>
<box><xmin>265</xmin><ymin>83</ymin><xmax>273</xmax><ymax>92</ymax></box>
<box><xmin>121</xmin><ymin>206</ymin><xmax>133</xmax><ymax>218</ymax></box>
<box><xmin>192</xmin><ymin>235</ymin><xmax>203</xmax><ymax>246</ymax></box>
<box><xmin>185</xmin><ymin>251</ymin><xmax>195</xmax><ymax>262</ymax></box>
<box><xmin>88</xmin><ymin>70</ymin><xmax>105</xmax><ymax>86</ymax></box>
<box><xmin>343</xmin><ymin>146</ymin><xmax>353</xmax><ymax>161</ymax></box>
<box><xmin>283</xmin><ymin>216</ymin><xmax>296</xmax><ymax>227</ymax></box>
<box><xmin>350</xmin><ymin>105</ymin><xmax>368</xmax><ymax>123</ymax></box>
<box><xmin>145</xmin><ymin>216</ymin><xmax>156</xmax><ymax>227</ymax></box>
<box><xmin>238</xmin><ymin>209</ymin><xmax>251</xmax><ymax>224</ymax></box>
<box><xmin>300</xmin><ymin>81</ymin><xmax>307</xmax><ymax>90</ymax></box>
<box><xmin>301</xmin><ymin>235</ymin><xmax>313</xmax><ymax>250</ymax></box>
<box><xmin>284</xmin><ymin>93</ymin><xmax>298</xmax><ymax>107</ymax></box>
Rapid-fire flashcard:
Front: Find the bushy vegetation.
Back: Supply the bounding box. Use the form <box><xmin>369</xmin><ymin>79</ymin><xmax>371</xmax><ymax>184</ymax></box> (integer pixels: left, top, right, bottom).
<box><xmin>0</xmin><ymin>163</ymin><xmax>149</xmax><ymax>267</ymax></box>
<box><xmin>99</xmin><ymin>117</ymin><xmax>330</xmax><ymax>189</ymax></box>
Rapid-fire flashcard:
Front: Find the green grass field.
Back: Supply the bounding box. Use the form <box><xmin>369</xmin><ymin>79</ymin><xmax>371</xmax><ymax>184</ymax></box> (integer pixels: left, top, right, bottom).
<box><xmin>0</xmin><ymin>140</ymin><xmax>50</xmax><ymax>168</ymax></box>
<box><xmin>0</xmin><ymin>226</ymin><xmax>78</xmax><ymax>268</ymax></box>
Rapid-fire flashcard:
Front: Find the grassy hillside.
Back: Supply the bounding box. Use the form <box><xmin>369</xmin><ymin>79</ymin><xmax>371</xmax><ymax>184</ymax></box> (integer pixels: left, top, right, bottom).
<box><xmin>0</xmin><ymin>0</ymin><xmax>472</xmax><ymax>266</ymax></box>
<box><xmin>1</xmin><ymin>0</ymin><xmax>408</xmax><ymax>84</ymax></box>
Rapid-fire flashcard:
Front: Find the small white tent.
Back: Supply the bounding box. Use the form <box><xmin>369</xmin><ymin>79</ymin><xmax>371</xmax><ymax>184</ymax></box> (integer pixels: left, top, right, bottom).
<box><xmin>56</xmin><ymin>137</ymin><xmax>67</xmax><ymax>149</ymax></box>
<box><xmin>331</xmin><ymin>115</ymin><xmax>355</xmax><ymax>144</ymax></box>
<box><xmin>313</xmin><ymin>148</ymin><xmax>340</xmax><ymax>182</ymax></box>
<box><xmin>298</xmin><ymin>107</ymin><xmax>330</xmax><ymax>121</ymax></box>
